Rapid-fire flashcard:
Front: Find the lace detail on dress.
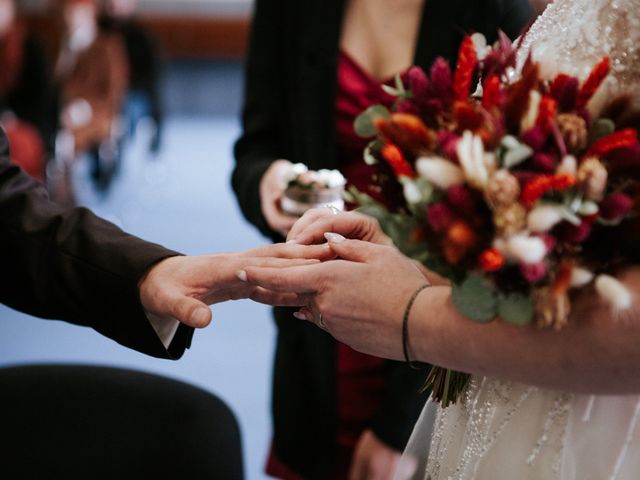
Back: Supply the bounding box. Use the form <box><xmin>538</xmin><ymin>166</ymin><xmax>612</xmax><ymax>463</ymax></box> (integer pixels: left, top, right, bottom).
<box><xmin>517</xmin><ymin>0</ymin><xmax>640</xmax><ymax>113</ymax></box>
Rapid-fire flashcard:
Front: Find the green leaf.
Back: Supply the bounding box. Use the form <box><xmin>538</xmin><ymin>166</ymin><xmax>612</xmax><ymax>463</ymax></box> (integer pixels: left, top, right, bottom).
<box><xmin>497</xmin><ymin>293</ymin><xmax>535</xmax><ymax>326</ymax></box>
<box><xmin>353</xmin><ymin>105</ymin><xmax>391</xmax><ymax>138</ymax></box>
<box><xmin>452</xmin><ymin>275</ymin><xmax>498</xmax><ymax>323</ymax></box>
<box><xmin>589</xmin><ymin>118</ymin><xmax>615</xmax><ymax>144</ymax></box>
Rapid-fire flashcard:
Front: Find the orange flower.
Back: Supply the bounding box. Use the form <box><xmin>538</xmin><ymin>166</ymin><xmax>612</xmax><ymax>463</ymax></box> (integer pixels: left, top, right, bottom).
<box><xmin>521</xmin><ymin>174</ymin><xmax>576</xmax><ymax>208</ymax></box>
<box><xmin>479</xmin><ymin>248</ymin><xmax>505</xmax><ymax>272</ymax></box>
<box><xmin>381</xmin><ymin>144</ymin><xmax>416</xmax><ymax>178</ymax></box>
<box><xmin>447</xmin><ymin>220</ymin><xmax>477</xmax><ymax>248</ymax></box>
<box><xmin>453</xmin><ymin>36</ymin><xmax>478</xmax><ymax>101</ymax></box>
<box><xmin>482</xmin><ymin>74</ymin><xmax>502</xmax><ymax>110</ymax></box>
<box><xmin>375</xmin><ymin>113</ymin><xmax>436</xmax><ymax>151</ymax></box>
<box><xmin>587</xmin><ymin>128</ymin><xmax>638</xmax><ymax>157</ymax></box>
<box><xmin>535</xmin><ymin>95</ymin><xmax>557</xmax><ymax>134</ymax></box>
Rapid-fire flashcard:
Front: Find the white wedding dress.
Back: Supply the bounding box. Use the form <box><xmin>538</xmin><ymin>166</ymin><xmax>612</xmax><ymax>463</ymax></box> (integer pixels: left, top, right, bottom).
<box><xmin>396</xmin><ymin>1</ymin><xmax>640</xmax><ymax>479</ymax></box>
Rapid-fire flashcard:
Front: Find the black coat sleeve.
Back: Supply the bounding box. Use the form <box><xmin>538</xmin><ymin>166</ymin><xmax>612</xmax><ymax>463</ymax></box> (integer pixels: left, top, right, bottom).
<box><xmin>232</xmin><ymin>0</ymin><xmax>286</xmax><ymax>242</ymax></box>
<box><xmin>0</xmin><ymin>131</ymin><xmax>193</xmax><ymax>359</ymax></box>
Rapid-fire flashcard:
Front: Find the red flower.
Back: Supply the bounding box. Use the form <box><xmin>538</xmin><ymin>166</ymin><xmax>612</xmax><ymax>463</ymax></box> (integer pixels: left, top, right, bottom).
<box><xmin>453</xmin><ymin>36</ymin><xmax>478</xmax><ymax>101</ymax></box>
<box><xmin>531</xmin><ymin>152</ymin><xmax>557</xmax><ymax>172</ymax></box>
<box><xmin>447</xmin><ymin>220</ymin><xmax>477</xmax><ymax>248</ymax></box>
<box><xmin>381</xmin><ymin>144</ymin><xmax>416</xmax><ymax>178</ymax></box>
<box><xmin>479</xmin><ymin>248</ymin><xmax>505</xmax><ymax>272</ymax></box>
<box><xmin>482</xmin><ymin>74</ymin><xmax>503</xmax><ymax>110</ymax></box>
<box><xmin>520</xmin><ymin>174</ymin><xmax>576</xmax><ymax>208</ymax></box>
<box><xmin>376</xmin><ymin>113</ymin><xmax>436</xmax><ymax>152</ymax></box>
<box><xmin>438</xmin><ymin>131</ymin><xmax>460</xmax><ymax>162</ymax></box>
<box><xmin>577</xmin><ymin>57</ymin><xmax>610</xmax><ymax>108</ymax></box>
<box><xmin>599</xmin><ymin>193</ymin><xmax>634</xmax><ymax>221</ymax></box>
<box><xmin>407</xmin><ymin>66</ymin><xmax>430</xmax><ymax>100</ymax></box>
<box><xmin>429</xmin><ymin>57</ymin><xmax>454</xmax><ymax>104</ymax></box>
<box><xmin>587</xmin><ymin>128</ymin><xmax>638</xmax><ymax>157</ymax></box>
<box><xmin>521</xmin><ymin>126</ymin><xmax>549</xmax><ymax>151</ymax></box>
<box><xmin>535</xmin><ymin>95</ymin><xmax>557</xmax><ymax>134</ymax></box>
<box><xmin>447</xmin><ymin>185</ymin><xmax>476</xmax><ymax>214</ymax></box>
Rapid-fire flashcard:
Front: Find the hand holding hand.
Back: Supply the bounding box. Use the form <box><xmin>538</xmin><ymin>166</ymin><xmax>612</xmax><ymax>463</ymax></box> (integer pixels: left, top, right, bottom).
<box><xmin>260</xmin><ymin>159</ymin><xmax>297</xmax><ymax>236</ymax></box>
<box><xmin>139</xmin><ymin>242</ymin><xmax>331</xmax><ymax>328</ymax></box>
<box><xmin>287</xmin><ymin>208</ymin><xmax>392</xmax><ymax>246</ymax></box>
<box><xmin>349</xmin><ymin>430</ymin><xmax>401</xmax><ymax>480</ymax></box>
<box><xmin>240</xmin><ymin>234</ymin><xmax>428</xmax><ymax>360</ymax></box>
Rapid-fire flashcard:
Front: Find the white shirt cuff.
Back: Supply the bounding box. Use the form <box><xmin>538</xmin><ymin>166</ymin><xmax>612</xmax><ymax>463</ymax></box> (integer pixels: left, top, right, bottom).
<box><xmin>145</xmin><ymin>311</ymin><xmax>181</xmax><ymax>350</ymax></box>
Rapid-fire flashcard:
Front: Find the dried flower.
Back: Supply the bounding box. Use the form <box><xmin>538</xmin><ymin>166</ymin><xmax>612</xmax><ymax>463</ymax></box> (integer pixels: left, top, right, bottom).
<box><xmin>381</xmin><ymin>144</ymin><xmax>415</xmax><ymax>178</ymax></box>
<box><xmin>521</xmin><ymin>126</ymin><xmax>548</xmax><ymax>151</ymax></box>
<box><xmin>521</xmin><ymin>90</ymin><xmax>542</xmax><ymax>132</ymax></box>
<box><xmin>520</xmin><ymin>262</ymin><xmax>548</xmax><ymax>283</ymax></box>
<box><xmin>453</xmin><ymin>36</ymin><xmax>478</xmax><ymax>101</ymax></box>
<box><xmin>577</xmin><ymin>57</ymin><xmax>611</xmax><ymax>109</ymax></box>
<box><xmin>556</xmin><ymin>155</ymin><xmax>577</xmax><ymax>176</ymax></box>
<box><xmin>534</xmin><ymin>288</ymin><xmax>570</xmax><ymax>330</ymax></box>
<box><xmin>599</xmin><ymin>192</ymin><xmax>634</xmax><ymax>221</ymax></box>
<box><xmin>479</xmin><ymin>248</ymin><xmax>505</xmax><ymax>272</ymax></box>
<box><xmin>587</xmin><ymin>128</ymin><xmax>638</xmax><ymax>157</ymax></box>
<box><xmin>447</xmin><ymin>220</ymin><xmax>477</xmax><ymax>248</ymax></box>
<box><xmin>577</xmin><ymin>157</ymin><xmax>608</xmax><ymax>201</ymax></box>
<box><xmin>521</xmin><ymin>173</ymin><xmax>576</xmax><ymax>208</ymax></box>
<box><xmin>550</xmin><ymin>74</ymin><xmax>579</xmax><ymax>111</ymax></box>
<box><xmin>457</xmin><ymin>131</ymin><xmax>494</xmax><ymax>189</ymax></box>
<box><xmin>528</xmin><ymin>205</ymin><xmax>564</xmax><ymax>232</ymax></box>
<box><xmin>570</xmin><ymin>267</ymin><xmax>594</xmax><ymax>288</ymax></box>
<box><xmin>416</xmin><ymin>156</ymin><xmax>464</xmax><ymax>189</ymax></box>
<box><xmin>447</xmin><ymin>185</ymin><xmax>476</xmax><ymax>213</ymax></box>
<box><xmin>531</xmin><ymin>152</ymin><xmax>557</xmax><ymax>172</ymax></box>
<box><xmin>556</xmin><ymin>220</ymin><xmax>592</xmax><ymax>243</ymax></box>
<box><xmin>557</xmin><ymin>113</ymin><xmax>588</xmax><ymax>152</ymax></box>
<box><xmin>494</xmin><ymin>203</ymin><xmax>527</xmax><ymax>237</ymax></box>
<box><xmin>506</xmin><ymin>234</ymin><xmax>547</xmax><ymax>264</ymax></box>
<box><xmin>595</xmin><ymin>274</ymin><xmax>633</xmax><ymax>311</ymax></box>
<box><xmin>486</xmin><ymin>169</ymin><xmax>520</xmax><ymax>209</ymax></box>
<box><xmin>407</xmin><ymin>66</ymin><xmax>430</xmax><ymax>99</ymax></box>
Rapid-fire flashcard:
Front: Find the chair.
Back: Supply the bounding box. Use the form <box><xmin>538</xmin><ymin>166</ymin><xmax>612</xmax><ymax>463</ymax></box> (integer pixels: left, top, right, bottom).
<box><xmin>0</xmin><ymin>364</ymin><xmax>244</xmax><ymax>479</ymax></box>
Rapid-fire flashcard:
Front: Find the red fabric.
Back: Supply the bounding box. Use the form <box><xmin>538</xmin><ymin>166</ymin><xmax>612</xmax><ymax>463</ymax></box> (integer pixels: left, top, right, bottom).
<box><xmin>266</xmin><ymin>51</ymin><xmax>402</xmax><ymax>480</ymax></box>
<box><xmin>4</xmin><ymin>119</ymin><xmax>45</xmax><ymax>182</ymax></box>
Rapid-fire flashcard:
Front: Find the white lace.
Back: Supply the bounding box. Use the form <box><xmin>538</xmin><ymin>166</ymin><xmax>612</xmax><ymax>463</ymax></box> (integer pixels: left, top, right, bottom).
<box><xmin>396</xmin><ymin>1</ymin><xmax>640</xmax><ymax>478</ymax></box>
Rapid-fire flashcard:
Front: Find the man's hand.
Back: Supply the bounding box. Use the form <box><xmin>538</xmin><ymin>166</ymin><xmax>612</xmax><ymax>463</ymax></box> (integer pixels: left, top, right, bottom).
<box><xmin>260</xmin><ymin>159</ymin><xmax>297</xmax><ymax>236</ymax></box>
<box><xmin>349</xmin><ymin>430</ymin><xmax>401</xmax><ymax>480</ymax></box>
<box><xmin>139</xmin><ymin>243</ymin><xmax>331</xmax><ymax>328</ymax></box>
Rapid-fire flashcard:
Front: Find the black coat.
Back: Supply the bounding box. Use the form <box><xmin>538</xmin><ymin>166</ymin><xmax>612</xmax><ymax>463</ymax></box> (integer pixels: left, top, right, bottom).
<box><xmin>232</xmin><ymin>0</ymin><xmax>533</xmax><ymax>476</ymax></box>
<box><xmin>0</xmin><ymin>130</ymin><xmax>193</xmax><ymax>359</ymax></box>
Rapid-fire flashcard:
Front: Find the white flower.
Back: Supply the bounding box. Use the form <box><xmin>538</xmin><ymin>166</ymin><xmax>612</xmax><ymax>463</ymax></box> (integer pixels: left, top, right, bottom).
<box><xmin>400</xmin><ymin>177</ymin><xmax>422</xmax><ymax>204</ymax></box>
<box><xmin>595</xmin><ymin>275</ymin><xmax>633</xmax><ymax>311</ymax></box>
<box><xmin>521</xmin><ymin>90</ymin><xmax>542</xmax><ymax>132</ymax></box>
<box><xmin>471</xmin><ymin>33</ymin><xmax>491</xmax><ymax>61</ymax></box>
<box><xmin>416</xmin><ymin>156</ymin><xmax>465</xmax><ymax>189</ymax></box>
<box><xmin>557</xmin><ymin>155</ymin><xmax>577</xmax><ymax>176</ymax></box>
<box><xmin>570</xmin><ymin>267</ymin><xmax>594</xmax><ymax>288</ymax></box>
<box><xmin>457</xmin><ymin>131</ymin><xmax>492</xmax><ymax>189</ymax></box>
<box><xmin>527</xmin><ymin>205</ymin><xmax>564</xmax><ymax>232</ymax></box>
<box><xmin>506</xmin><ymin>234</ymin><xmax>547</xmax><ymax>264</ymax></box>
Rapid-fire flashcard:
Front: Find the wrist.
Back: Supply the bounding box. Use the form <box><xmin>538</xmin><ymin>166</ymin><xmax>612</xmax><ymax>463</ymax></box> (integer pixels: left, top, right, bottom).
<box><xmin>402</xmin><ymin>284</ymin><xmax>431</xmax><ymax>368</ymax></box>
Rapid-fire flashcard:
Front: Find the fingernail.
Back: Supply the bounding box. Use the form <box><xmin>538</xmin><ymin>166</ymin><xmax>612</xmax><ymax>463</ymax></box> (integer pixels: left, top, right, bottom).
<box><xmin>293</xmin><ymin>311</ymin><xmax>308</xmax><ymax>321</ymax></box>
<box><xmin>324</xmin><ymin>232</ymin><xmax>345</xmax><ymax>243</ymax></box>
<box><xmin>286</xmin><ymin>239</ymin><xmax>298</xmax><ymax>245</ymax></box>
<box><xmin>236</xmin><ymin>270</ymin><xmax>248</xmax><ymax>282</ymax></box>
<box><xmin>191</xmin><ymin>307</ymin><xmax>210</xmax><ymax>327</ymax></box>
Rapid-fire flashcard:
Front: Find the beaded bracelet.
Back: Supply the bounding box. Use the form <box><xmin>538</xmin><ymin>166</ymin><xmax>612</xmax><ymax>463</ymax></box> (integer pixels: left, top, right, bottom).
<box><xmin>402</xmin><ymin>284</ymin><xmax>431</xmax><ymax>369</ymax></box>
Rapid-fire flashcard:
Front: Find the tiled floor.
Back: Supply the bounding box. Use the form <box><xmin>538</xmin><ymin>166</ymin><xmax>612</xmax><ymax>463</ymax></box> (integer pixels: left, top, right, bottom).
<box><xmin>0</xmin><ymin>62</ymin><xmax>276</xmax><ymax>479</ymax></box>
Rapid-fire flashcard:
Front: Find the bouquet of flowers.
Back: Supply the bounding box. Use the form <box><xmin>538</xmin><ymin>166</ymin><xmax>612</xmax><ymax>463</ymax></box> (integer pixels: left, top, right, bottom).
<box><xmin>351</xmin><ymin>33</ymin><xmax>640</xmax><ymax>406</ymax></box>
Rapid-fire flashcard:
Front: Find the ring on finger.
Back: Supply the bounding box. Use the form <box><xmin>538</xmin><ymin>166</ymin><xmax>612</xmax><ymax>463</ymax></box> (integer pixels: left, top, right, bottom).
<box><xmin>317</xmin><ymin>312</ymin><xmax>327</xmax><ymax>330</ymax></box>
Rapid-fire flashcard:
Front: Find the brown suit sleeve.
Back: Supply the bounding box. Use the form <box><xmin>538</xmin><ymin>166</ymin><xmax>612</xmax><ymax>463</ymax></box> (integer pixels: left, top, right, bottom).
<box><xmin>0</xmin><ymin>130</ymin><xmax>193</xmax><ymax>358</ymax></box>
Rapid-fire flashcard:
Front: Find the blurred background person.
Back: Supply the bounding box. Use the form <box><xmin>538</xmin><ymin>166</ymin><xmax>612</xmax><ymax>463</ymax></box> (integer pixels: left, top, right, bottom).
<box><xmin>0</xmin><ymin>0</ymin><xmax>54</xmax><ymax>182</ymax></box>
<box><xmin>99</xmin><ymin>0</ymin><xmax>165</xmax><ymax>155</ymax></box>
<box><xmin>52</xmin><ymin>0</ymin><xmax>128</xmax><ymax>202</ymax></box>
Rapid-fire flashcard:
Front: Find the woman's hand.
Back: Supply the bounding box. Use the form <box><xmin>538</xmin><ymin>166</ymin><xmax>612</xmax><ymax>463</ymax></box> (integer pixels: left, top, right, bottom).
<box><xmin>349</xmin><ymin>430</ymin><xmax>401</xmax><ymax>480</ymax></box>
<box><xmin>260</xmin><ymin>159</ymin><xmax>297</xmax><ymax>236</ymax></box>
<box><xmin>240</xmin><ymin>234</ymin><xmax>428</xmax><ymax>360</ymax></box>
<box><xmin>288</xmin><ymin>208</ymin><xmax>393</xmax><ymax>246</ymax></box>
<box><xmin>139</xmin><ymin>242</ymin><xmax>332</xmax><ymax>328</ymax></box>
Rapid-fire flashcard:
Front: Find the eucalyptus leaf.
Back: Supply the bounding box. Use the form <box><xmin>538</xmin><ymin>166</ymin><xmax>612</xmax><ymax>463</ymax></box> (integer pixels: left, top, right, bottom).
<box><xmin>452</xmin><ymin>275</ymin><xmax>498</xmax><ymax>323</ymax></box>
<box><xmin>497</xmin><ymin>293</ymin><xmax>535</xmax><ymax>326</ymax></box>
<box><xmin>503</xmin><ymin>143</ymin><xmax>534</xmax><ymax>169</ymax></box>
<box><xmin>589</xmin><ymin>118</ymin><xmax>615</xmax><ymax>144</ymax></box>
<box><xmin>354</xmin><ymin>105</ymin><xmax>391</xmax><ymax>138</ymax></box>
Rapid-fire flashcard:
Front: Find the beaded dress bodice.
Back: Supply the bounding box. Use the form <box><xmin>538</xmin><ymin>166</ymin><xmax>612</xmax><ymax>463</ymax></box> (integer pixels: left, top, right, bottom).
<box><xmin>517</xmin><ymin>0</ymin><xmax>640</xmax><ymax>113</ymax></box>
<box><xmin>396</xmin><ymin>2</ymin><xmax>640</xmax><ymax>479</ymax></box>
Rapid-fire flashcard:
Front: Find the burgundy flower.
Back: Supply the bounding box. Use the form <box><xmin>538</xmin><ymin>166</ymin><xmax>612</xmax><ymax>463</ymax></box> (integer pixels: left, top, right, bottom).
<box><xmin>395</xmin><ymin>99</ymin><xmax>421</xmax><ymax>115</ymax></box>
<box><xmin>538</xmin><ymin>233</ymin><xmax>557</xmax><ymax>253</ymax></box>
<box><xmin>447</xmin><ymin>185</ymin><xmax>476</xmax><ymax>214</ymax></box>
<box><xmin>531</xmin><ymin>152</ymin><xmax>557</xmax><ymax>172</ymax></box>
<box><xmin>521</xmin><ymin>126</ymin><xmax>548</xmax><ymax>151</ymax></box>
<box><xmin>407</xmin><ymin>66</ymin><xmax>430</xmax><ymax>100</ymax></box>
<box><xmin>426</xmin><ymin>203</ymin><xmax>454</xmax><ymax>232</ymax></box>
<box><xmin>429</xmin><ymin>58</ymin><xmax>454</xmax><ymax>104</ymax></box>
<box><xmin>556</xmin><ymin>220</ymin><xmax>592</xmax><ymax>243</ymax></box>
<box><xmin>550</xmin><ymin>74</ymin><xmax>579</xmax><ymax>111</ymax></box>
<box><xmin>520</xmin><ymin>262</ymin><xmax>548</xmax><ymax>283</ymax></box>
<box><xmin>606</xmin><ymin>144</ymin><xmax>640</xmax><ymax>175</ymax></box>
<box><xmin>438</xmin><ymin>131</ymin><xmax>460</xmax><ymax>162</ymax></box>
<box><xmin>599</xmin><ymin>193</ymin><xmax>634</xmax><ymax>221</ymax></box>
